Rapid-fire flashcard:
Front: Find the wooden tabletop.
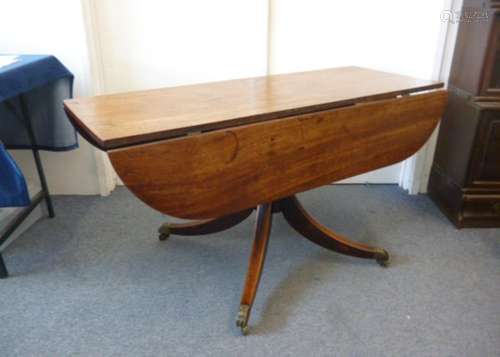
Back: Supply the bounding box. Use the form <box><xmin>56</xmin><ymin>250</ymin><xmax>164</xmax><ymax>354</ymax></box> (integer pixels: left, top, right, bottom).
<box><xmin>64</xmin><ymin>66</ymin><xmax>443</xmax><ymax>150</ymax></box>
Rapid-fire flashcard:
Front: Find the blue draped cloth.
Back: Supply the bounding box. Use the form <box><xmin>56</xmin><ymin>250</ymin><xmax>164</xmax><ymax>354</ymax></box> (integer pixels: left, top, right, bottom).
<box><xmin>0</xmin><ymin>142</ymin><xmax>29</xmax><ymax>207</ymax></box>
<box><xmin>0</xmin><ymin>54</ymin><xmax>77</xmax><ymax>207</ymax></box>
<box><xmin>0</xmin><ymin>55</ymin><xmax>77</xmax><ymax>150</ymax></box>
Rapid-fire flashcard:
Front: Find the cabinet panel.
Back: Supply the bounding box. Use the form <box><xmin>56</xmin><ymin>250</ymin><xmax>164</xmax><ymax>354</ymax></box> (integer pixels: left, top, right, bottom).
<box><xmin>481</xmin><ymin>120</ymin><xmax>500</xmax><ymax>179</ymax></box>
<box><xmin>469</xmin><ymin>111</ymin><xmax>500</xmax><ymax>183</ymax></box>
<box><xmin>481</xmin><ymin>11</ymin><xmax>500</xmax><ymax>96</ymax></box>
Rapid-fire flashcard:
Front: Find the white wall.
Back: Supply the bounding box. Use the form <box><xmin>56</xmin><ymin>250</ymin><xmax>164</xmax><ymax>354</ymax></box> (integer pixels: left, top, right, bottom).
<box><xmin>269</xmin><ymin>0</ymin><xmax>445</xmax><ymax>77</ymax></box>
<box><xmin>269</xmin><ymin>0</ymin><xmax>448</xmax><ymax>184</ymax></box>
<box><xmin>92</xmin><ymin>0</ymin><xmax>269</xmax><ymax>94</ymax></box>
<box><xmin>0</xmin><ymin>0</ymin><xmax>102</xmax><ymax>195</ymax></box>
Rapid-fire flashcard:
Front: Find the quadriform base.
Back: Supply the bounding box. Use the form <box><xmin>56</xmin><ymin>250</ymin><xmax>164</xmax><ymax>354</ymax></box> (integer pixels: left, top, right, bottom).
<box><xmin>158</xmin><ymin>195</ymin><xmax>389</xmax><ymax>335</ymax></box>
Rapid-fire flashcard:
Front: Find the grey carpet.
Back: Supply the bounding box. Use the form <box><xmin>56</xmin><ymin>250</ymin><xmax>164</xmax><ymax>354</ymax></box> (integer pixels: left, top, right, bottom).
<box><xmin>0</xmin><ymin>185</ymin><xmax>498</xmax><ymax>357</ymax></box>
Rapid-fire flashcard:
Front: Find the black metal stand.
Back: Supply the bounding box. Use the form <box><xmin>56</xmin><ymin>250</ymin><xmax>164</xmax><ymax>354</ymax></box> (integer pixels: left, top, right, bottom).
<box><xmin>0</xmin><ymin>94</ymin><xmax>55</xmax><ymax>278</ymax></box>
<box><xmin>0</xmin><ymin>254</ymin><xmax>8</xmax><ymax>279</ymax></box>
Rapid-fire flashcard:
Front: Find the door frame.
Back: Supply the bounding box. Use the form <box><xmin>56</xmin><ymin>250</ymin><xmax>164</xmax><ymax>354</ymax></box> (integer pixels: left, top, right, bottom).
<box><xmin>81</xmin><ymin>0</ymin><xmax>116</xmax><ymax>196</ymax></box>
<box><xmin>399</xmin><ymin>0</ymin><xmax>461</xmax><ymax>194</ymax></box>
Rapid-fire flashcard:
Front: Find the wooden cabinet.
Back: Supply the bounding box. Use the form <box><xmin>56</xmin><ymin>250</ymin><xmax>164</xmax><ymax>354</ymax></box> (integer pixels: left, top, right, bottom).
<box><xmin>429</xmin><ymin>0</ymin><xmax>500</xmax><ymax>227</ymax></box>
<box><xmin>448</xmin><ymin>1</ymin><xmax>500</xmax><ymax>97</ymax></box>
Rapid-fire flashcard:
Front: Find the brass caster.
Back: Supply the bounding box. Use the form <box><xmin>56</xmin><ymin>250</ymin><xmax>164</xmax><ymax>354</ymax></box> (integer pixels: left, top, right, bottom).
<box><xmin>158</xmin><ymin>224</ymin><xmax>171</xmax><ymax>241</ymax></box>
<box><xmin>158</xmin><ymin>233</ymin><xmax>169</xmax><ymax>241</ymax></box>
<box><xmin>240</xmin><ymin>324</ymin><xmax>249</xmax><ymax>336</ymax></box>
<box><xmin>236</xmin><ymin>304</ymin><xmax>250</xmax><ymax>336</ymax></box>
<box><xmin>375</xmin><ymin>249</ymin><xmax>390</xmax><ymax>268</ymax></box>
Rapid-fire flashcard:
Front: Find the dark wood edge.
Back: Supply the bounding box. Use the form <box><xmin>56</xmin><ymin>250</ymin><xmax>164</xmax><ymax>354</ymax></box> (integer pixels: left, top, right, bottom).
<box><xmin>65</xmin><ymin>83</ymin><xmax>444</xmax><ymax>151</ymax></box>
<box><xmin>64</xmin><ymin>106</ymin><xmax>107</xmax><ymax>151</ymax></box>
<box><xmin>473</xmin><ymin>95</ymin><xmax>500</xmax><ymax>102</ymax></box>
<box><xmin>464</xmin><ymin>181</ymin><xmax>500</xmax><ymax>189</ymax></box>
<box><xmin>473</xmin><ymin>102</ymin><xmax>500</xmax><ymax>109</ymax></box>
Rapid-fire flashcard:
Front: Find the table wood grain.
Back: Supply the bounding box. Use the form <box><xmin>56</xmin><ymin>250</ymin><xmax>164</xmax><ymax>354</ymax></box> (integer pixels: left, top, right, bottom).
<box><xmin>64</xmin><ymin>66</ymin><xmax>443</xmax><ymax>150</ymax></box>
<box><xmin>109</xmin><ymin>91</ymin><xmax>447</xmax><ymax>219</ymax></box>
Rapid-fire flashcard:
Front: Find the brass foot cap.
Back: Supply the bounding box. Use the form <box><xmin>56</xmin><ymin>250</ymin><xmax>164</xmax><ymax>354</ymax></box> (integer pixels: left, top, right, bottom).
<box><xmin>158</xmin><ymin>224</ymin><xmax>171</xmax><ymax>241</ymax></box>
<box><xmin>236</xmin><ymin>304</ymin><xmax>250</xmax><ymax>336</ymax></box>
<box><xmin>375</xmin><ymin>250</ymin><xmax>390</xmax><ymax>268</ymax></box>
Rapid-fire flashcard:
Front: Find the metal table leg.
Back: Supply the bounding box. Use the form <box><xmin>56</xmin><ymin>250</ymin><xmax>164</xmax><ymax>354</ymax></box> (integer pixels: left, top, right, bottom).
<box><xmin>19</xmin><ymin>95</ymin><xmax>55</xmax><ymax>218</ymax></box>
<box><xmin>0</xmin><ymin>254</ymin><xmax>8</xmax><ymax>279</ymax></box>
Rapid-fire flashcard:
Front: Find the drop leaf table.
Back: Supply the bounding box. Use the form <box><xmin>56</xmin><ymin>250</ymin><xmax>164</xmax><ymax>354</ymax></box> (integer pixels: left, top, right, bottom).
<box><xmin>64</xmin><ymin>67</ymin><xmax>447</xmax><ymax>335</ymax></box>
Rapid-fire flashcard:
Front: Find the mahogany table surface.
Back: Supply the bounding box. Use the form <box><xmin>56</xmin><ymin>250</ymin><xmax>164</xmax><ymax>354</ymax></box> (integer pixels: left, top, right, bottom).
<box><xmin>64</xmin><ymin>66</ymin><xmax>443</xmax><ymax>150</ymax></box>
